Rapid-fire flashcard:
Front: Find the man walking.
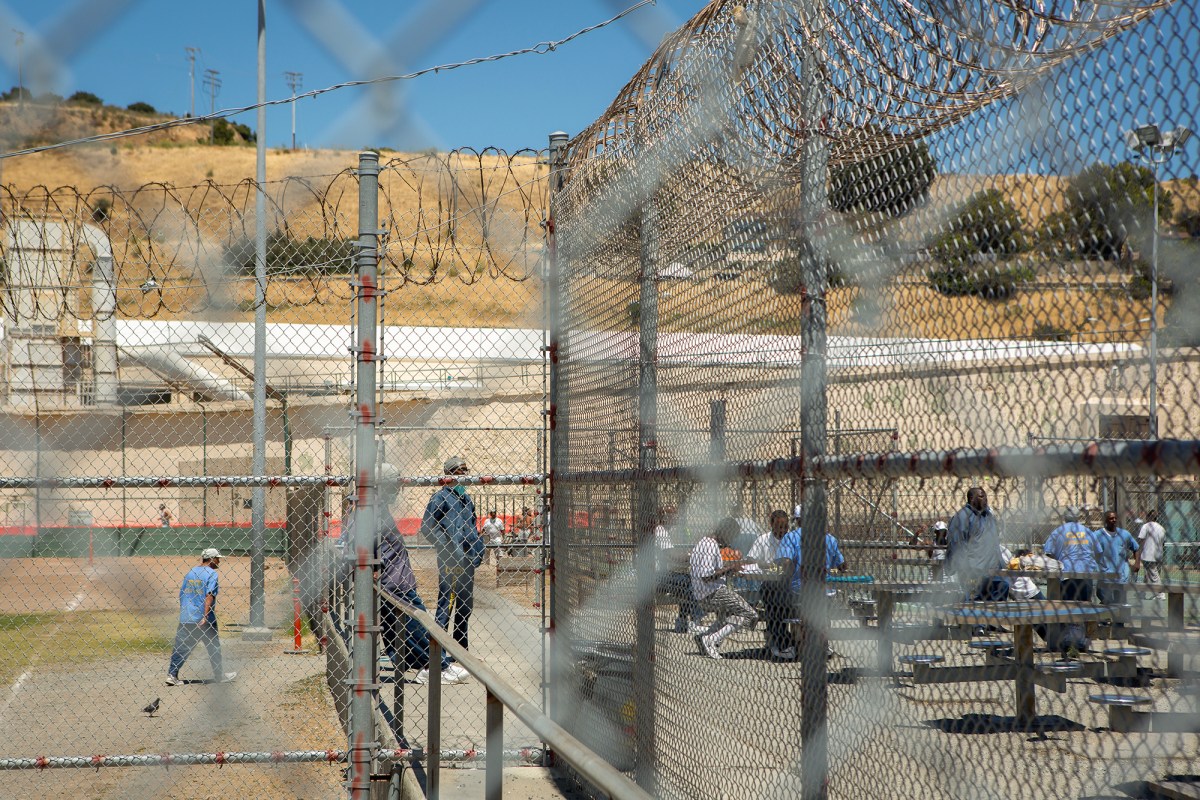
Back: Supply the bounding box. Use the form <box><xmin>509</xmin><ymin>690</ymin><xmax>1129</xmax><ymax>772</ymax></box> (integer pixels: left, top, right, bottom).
<box><xmin>420</xmin><ymin>456</ymin><xmax>486</xmax><ymax>650</ymax></box>
<box><xmin>165</xmin><ymin>548</ymin><xmax>236</xmax><ymax>686</ymax></box>
<box><xmin>1134</xmin><ymin>509</ymin><xmax>1168</xmax><ymax>600</ymax></box>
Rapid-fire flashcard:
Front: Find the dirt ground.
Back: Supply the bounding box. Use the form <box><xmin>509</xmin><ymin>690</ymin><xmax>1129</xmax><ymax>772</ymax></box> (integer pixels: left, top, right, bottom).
<box><xmin>0</xmin><ymin>555</ymin><xmax>347</xmax><ymax>799</ymax></box>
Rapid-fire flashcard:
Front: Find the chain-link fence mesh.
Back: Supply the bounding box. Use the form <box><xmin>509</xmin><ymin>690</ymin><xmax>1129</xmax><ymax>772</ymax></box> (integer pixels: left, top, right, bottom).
<box><xmin>550</xmin><ymin>0</ymin><xmax>1200</xmax><ymax>797</ymax></box>
<box><xmin>0</xmin><ymin>147</ymin><xmax>552</xmax><ymax>796</ymax></box>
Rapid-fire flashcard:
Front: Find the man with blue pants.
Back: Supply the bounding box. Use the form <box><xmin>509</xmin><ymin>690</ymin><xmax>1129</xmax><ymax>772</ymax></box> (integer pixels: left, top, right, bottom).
<box><xmin>165</xmin><ymin>547</ymin><xmax>237</xmax><ymax>686</ymax></box>
<box><xmin>420</xmin><ymin>456</ymin><xmax>486</xmax><ymax>651</ymax></box>
<box><xmin>1044</xmin><ymin>505</ymin><xmax>1104</xmax><ymax>657</ymax></box>
<box><xmin>945</xmin><ymin>487</ymin><xmax>1008</xmax><ymax>602</ymax></box>
<box><xmin>377</xmin><ymin>463</ymin><xmax>469</xmax><ymax>685</ymax></box>
<box><xmin>1093</xmin><ymin>510</ymin><xmax>1139</xmax><ymax>606</ymax></box>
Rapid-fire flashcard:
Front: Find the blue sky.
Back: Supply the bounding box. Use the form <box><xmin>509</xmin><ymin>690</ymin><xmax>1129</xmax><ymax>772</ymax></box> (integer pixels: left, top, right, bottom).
<box><xmin>0</xmin><ymin>0</ymin><xmax>708</xmax><ymax>153</ymax></box>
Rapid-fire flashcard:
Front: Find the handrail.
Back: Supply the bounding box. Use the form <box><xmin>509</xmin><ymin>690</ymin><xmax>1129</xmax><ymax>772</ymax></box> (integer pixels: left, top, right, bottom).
<box><xmin>379</xmin><ymin>587</ymin><xmax>653</xmax><ymax>800</ymax></box>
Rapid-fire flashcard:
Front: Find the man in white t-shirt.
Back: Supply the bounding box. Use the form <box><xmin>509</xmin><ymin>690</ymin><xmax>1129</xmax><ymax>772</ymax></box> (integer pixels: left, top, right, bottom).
<box><xmin>481</xmin><ymin>510</ymin><xmax>506</xmax><ymax>564</ymax></box>
<box><xmin>689</xmin><ymin>517</ymin><xmax>758</xmax><ymax>659</ymax></box>
<box><xmin>1134</xmin><ymin>509</ymin><xmax>1168</xmax><ymax>600</ymax></box>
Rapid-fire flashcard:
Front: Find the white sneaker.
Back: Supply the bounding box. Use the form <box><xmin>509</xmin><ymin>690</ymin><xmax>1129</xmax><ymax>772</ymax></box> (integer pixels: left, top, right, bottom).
<box><xmin>442</xmin><ymin>664</ymin><xmax>470</xmax><ymax>684</ymax></box>
<box><xmin>769</xmin><ymin>646</ymin><xmax>796</xmax><ymax>661</ymax></box>
<box><xmin>414</xmin><ymin>668</ymin><xmax>430</xmax><ymax>685</ymax></box>
<box><xmin>696</xmin><ymin>633</ymin><xmax>723</xmax><ymax>659</ymax></box>
<box><xmin>687</xmin><ymin>621</ymin><xmax>706</xmax><ymax>635</ymax></box>
<box><xmin>220</xmin><ymin>672</ymin><xmax>238</xmax><ymax>683</ymax></box>
<box><xmin>1156</xmin><ymin>593</ymin><xmax>1168</xmax><ymax>601</ymax></box>
<box><xmin>164</xmin><ymin>674</ymin><xmax>181</xmax><ymax>686</ymax></box>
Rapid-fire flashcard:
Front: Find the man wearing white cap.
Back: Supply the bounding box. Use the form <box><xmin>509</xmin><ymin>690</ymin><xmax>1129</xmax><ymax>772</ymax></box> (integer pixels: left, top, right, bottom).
<box><xmin>165</xmin><ymin>548</ymin><xmax>237</xmax><ymax>685</ymax></box>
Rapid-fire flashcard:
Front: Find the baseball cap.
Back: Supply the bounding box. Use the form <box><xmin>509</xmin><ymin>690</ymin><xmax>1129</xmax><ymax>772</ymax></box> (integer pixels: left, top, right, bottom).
<box><xmin>201</xmin><ymin>547</ymin><xmax>222</xmax><ymax>560</ymax></box>
<box><xmin>1063</xmin><ymin>505</ymin><xmax>1080</xmax><ymax>521</ymax></box>
<box><xmin>444</xmin><ymin>456</ymin><xmax>467</xmax><ymax>473</ymax></box>
<box><xmin>932</xmin><ymin>520</ymin><xmax>948</xmax><ymax>531</ymax></box>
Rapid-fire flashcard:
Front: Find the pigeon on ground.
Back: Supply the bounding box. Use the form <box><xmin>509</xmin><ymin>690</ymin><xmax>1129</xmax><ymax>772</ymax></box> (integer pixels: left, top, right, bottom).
<box><xmin>142</xmin><ymin>698</ymin><xmax>160</xmax><ymax>718</ymax></box>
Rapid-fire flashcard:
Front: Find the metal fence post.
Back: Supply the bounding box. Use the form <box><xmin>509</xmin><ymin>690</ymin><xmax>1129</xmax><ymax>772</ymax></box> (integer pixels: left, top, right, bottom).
<box><xmin>633</xmin><ymin>204</ymin><xmax>659</xmax><ymax>793</ymax></box>
<box><xmin>797</xmin><ymin>3</ymin><xmax>831</xmax><ymax>797</ymax></box>
<box><xmin>349</xmin><ymin>150</ymin><xmax>382</xmax><ymax>799</ymax></box>
<box><xmin>247</xmin><ymin>0</ymin><xmax>269</xmax><ymax>635</ymax></box>
<box><xmin>546</xmin><ymin>131</ymin><xmax>570</xmax><ymax>731</ymax></box>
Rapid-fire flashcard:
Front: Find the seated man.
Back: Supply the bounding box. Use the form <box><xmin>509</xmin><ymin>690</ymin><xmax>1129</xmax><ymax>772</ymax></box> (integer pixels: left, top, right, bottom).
<box><xmin>1044</xmin><ymin>505</ymin><xmax>1104</xmax><ymax>656</ymax></box>
<box><xmin>748</xmin><ymin>510</ymin><xmax>790</xmax><ymax>657</ymax></box>
<box><xmin>689</xmin><ymin>517</ymin><xmax>758</xmax><ymax>659</ymax></box>
<box><xmin>770</xmin><ymin>519</ymin><xmax>843</xmax><ymax>661</ymax></box>
<box><xmin>653</xmin><ymin>507</ymin><xmax>703</xmax><ymax>633</ymax></box>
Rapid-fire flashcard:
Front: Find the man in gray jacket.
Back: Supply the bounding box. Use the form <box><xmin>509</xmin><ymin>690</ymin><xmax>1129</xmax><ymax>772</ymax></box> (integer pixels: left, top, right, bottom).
<box><xmin>420</xmin><ymin>456</ymin><xmax>486</xmax><ymax>650</ymax></box>
<box><xmin>946</xmin><ymin>486</ymin><xmax>1009</xmax><ymax>601</ymax></box>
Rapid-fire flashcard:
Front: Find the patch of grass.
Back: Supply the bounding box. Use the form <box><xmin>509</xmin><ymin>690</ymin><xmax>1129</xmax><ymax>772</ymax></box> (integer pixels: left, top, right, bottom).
<box><xmin>0</xmin><ymin>611</ymin><xmax>174</xmax><ymax>685</ymax></box>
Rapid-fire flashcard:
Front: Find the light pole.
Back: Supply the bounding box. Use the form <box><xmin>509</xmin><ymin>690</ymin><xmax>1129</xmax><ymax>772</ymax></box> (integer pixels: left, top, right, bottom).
<box><xmin>284</xmin><ymin>71</ymin><xmax>302</xmax><ymax>150</ymax></box>
<box><xmin>1125</xmin><ymin>123</ymin><xmax>1193</xmax><ymax>439</ymax></box>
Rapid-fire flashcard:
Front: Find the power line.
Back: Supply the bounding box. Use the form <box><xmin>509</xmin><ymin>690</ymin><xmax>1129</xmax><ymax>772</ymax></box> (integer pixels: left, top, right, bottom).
<box><xmin>203</xmin><ymin>68</ymin><xmax>221</xmax><ymax>143</ymax></box>
<box><xmin>0</xmin><ymin>0</ymin><xmax>657</xmax><ymax>160</ymax></box>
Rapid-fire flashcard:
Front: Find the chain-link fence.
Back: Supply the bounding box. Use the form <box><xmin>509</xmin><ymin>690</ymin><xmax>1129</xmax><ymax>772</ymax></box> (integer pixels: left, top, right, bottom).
<box><xmin>549</xmin><ymin>0</ymin><xmax>1200</xmax><ymax>797</ymax></box>
<box><xmin>0</xmin><ymin>147</ymin><xmax>552</xmax><ymax>796</ymax></box>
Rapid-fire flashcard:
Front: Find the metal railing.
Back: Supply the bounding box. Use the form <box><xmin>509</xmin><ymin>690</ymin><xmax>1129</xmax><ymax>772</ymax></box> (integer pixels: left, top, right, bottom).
<box><xmin>379</xmin><ymin>587</ymin><xmax>653</xmax><ymax>800</ymax></box>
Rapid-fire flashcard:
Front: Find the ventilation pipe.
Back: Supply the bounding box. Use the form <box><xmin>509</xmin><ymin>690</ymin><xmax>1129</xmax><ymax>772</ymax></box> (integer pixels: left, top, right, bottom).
<box><xmin>78</xmin><ymin>223</ymin><xmax>118</xmax><ymax>405</ymax></box>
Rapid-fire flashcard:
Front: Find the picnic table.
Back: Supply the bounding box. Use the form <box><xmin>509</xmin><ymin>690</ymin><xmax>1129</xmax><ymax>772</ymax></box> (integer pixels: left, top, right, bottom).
<box><xmin>938</xmin><ymin>600</ymin><xmax>1115</xmax><ymax>727</ymax></box>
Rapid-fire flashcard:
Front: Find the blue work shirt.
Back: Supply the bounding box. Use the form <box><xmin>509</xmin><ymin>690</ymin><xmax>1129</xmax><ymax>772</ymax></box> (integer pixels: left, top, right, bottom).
<box><xmin>1044</xmin><ymin>521</ymin><xmax>1102</xmax><ymax>572</ymax></box>
<box><xmin>945</xmin><ymin>504</ymin><xmax>1004</xmax><ymax>587</ymax></box>
<box><xmin>776</xmin><ymin>529</ymin><xmax>845</xmax><ymax>591</ymax></box>
<box><xmin>178</xmin><ymin>565</ymin><xmax>219</xmax><ymax>624</ymax></box>
<box><xmin>420</xmin><ymin>487</ymin><xmax>485</xmax><ymax>574</ymax></box>
<box><xmin>1093</xmin><ymin>526</ymin><xmax>1139</xmax><ymax>583</ymax></box>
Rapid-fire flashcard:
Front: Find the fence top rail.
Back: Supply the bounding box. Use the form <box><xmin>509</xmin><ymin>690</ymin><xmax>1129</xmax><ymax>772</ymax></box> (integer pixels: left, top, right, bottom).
<box><xmin>378</xmin><ymin>587</ymin><xmax>654</xmax><ymax>800</ymax></box>
<box><xmin>556</xmin><ymin>440</ymin><xmax>1200</xmax><ymax>484</ymax></box>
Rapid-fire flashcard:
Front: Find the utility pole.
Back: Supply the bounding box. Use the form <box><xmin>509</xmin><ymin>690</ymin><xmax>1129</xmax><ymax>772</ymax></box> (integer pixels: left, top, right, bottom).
<box><xmin>13</xmin><ymin>29</ymin><xmax>25</xmax><ymax>111</ymax></box>
<box><xmin>284</xmin><ymin>71</ymin><xmax>302</xmax><ymax>150</ymax></box>
<box><xmin>202</xmin><ymin>68</ymin><xmax>221</xmax><ymax>143</ymax></box>
<box><xmin>185</xmin><ymin>46</ymin><xmax>200</xmax><ymax>117</ymax></box>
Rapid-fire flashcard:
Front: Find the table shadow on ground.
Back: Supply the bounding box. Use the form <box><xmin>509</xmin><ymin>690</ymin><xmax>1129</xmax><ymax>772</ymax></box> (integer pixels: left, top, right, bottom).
<box><xmin>924</xmin><ymin>713</ymin><xmax>1085</xmax><ymax>735</ymax></box>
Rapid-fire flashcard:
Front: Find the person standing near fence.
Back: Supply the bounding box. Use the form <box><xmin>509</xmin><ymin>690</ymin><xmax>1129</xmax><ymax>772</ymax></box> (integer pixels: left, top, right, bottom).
<box><xmin>1093</xmin><ymin>510</ymin><xmax>1139</xmax><ymax>605</ymax></box>
<box><xmin>480</xmin><ymin>509</ymin><xmax>505</xmax><ymax>564</ymax></box>
<box><xmin>1134</xmin><ymin>509</ymin><xmax>1168</xmax><ymax>600</ymax></box>
<box><xmin>159</xmin><ymin>504</ymin><xmax>173</xmax><ymax>527</ymax></box>
<box><xmin>1044</xmin><ymin>505</ymin><xmax>1104</xmax><ymax>657</ymax></box>
<box><xmin>420</xmin><ymin>456</ymin><xmax>486</xmax><ymax>651</ymax></box>
<box><xmin>378</xmin><ymin>464</ymin><xmax>469</xmax><ymax>685</ymax></box>
<box><xmin>945</xmin><ymin>487</ymin><xmax>1009</xmax><ymax>602</ymax></box>
<box><xmin>165</xmin><ymin>548</ymin><xmax>236</xmax><ymax>686</ymax></box>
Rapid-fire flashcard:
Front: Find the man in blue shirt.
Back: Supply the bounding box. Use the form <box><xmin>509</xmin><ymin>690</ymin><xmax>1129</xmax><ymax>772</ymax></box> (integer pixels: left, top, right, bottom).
<box><xmin>377</xmin><ymin>463</ymin><xmax>469</xmax><ymax>685</ymax></box>
<box><xmin>945</xmin><ymin>487</ymin><xmax>1008</xmax><ymax>601</ymax></box>
<box><xmin>1092</xmin><ymin>510</ymin><xmax>1138</xmax><ymax>605</ymax></box>
<box><xmin>770</xmin><ymin>524</ymin><xmax>844</xmax><ymax>660</ymax></box>
<box><xmin>1044</xmin><ymin>505</ymin><xmax>1104</xmax><ymax>656</ymax></box>
<box><xmin>166</xmin><ymin>548</ymin><xmax>236</xmax><ymax>686</ymax></box>
<box><xmin>420</xmin><ymin>456</ymin><xmax>486</xmax><ymax>651</ymax></box>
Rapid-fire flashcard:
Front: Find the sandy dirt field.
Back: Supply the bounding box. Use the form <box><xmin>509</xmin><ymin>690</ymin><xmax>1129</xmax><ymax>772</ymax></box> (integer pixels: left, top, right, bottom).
<box><xmin>0</xmin><ymin>555</ymin><xmax>347</xmax><ymax>799</ymax></box>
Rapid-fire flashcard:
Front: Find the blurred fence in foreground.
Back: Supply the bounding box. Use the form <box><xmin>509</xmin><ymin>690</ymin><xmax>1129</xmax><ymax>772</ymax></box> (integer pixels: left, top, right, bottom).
<box><xmin>549</xmin><ymin>0</ymin><xmax>1200</xmax><ymax>798</ymax></box>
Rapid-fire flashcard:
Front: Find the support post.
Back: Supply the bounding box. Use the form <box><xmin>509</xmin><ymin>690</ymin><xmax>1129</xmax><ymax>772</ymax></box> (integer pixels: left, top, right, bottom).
<box><xmin>348</xmin><ymin>150</ymin><xmax>381</xmax><ymax>800</ymax></box>
<box><xmin>429</xmin><ymin>639</ymin><xmax>441</xmax><ymax>800</ymax></box>
<box><xmin>246</xmin><ymin>0</ymin><xmax>270</xmax><ymax>637</ymax></box>
<box><xmin>633</xmin><ymin>203</ymin><xmax>659</xmax><ymax>794</ymax></box>
<box><xmin>486</xmin><ymin>690</ymin><xmax>503</xmax><ymax>800</ymax></box>
<box><xmin>796</xmin><ymin>4</ymin><xmax>831</xmax><ymax>797</ymax></box>
<box><xmin>546</xmin><ymin>131</ymin><xmax>570</xmax><ymax>731</ymax></box>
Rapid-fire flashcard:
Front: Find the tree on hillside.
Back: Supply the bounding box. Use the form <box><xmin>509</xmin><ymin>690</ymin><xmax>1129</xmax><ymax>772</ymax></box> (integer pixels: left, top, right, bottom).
<box><xmin>829</xmin><ymin>131</ymin><xmax>937</xmax><ymax>217</ymax></box>
<box><xmin>1</xmin><ymin>86</ymin><xmax>30</xmax><ymax>102</ymax></box>
<box><xmin>127</xmin><ymin>101</ymin><xmax>157</xmax><ymax>114</ymax></box>
<box><xmin>930</xmin><ymin>189</ymin><xmax>1026</xmax><ymax>268</ymax></box>
<box><xmin>1041</xmin><ymin>161</ymin><xmax>1175</xmax><ymax>260</ymax></box>
<box><xmin>67</xmin><ymin>91</ymin><xmax>103</xmax><ymax>106</ymax></box>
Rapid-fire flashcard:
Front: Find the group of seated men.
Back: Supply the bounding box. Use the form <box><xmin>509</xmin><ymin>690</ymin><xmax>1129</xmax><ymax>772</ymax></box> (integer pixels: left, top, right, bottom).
<box><xmin>656</xmin><ymin>507</ymin><xmax>844</xmax><ymax>661</ymax></box>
